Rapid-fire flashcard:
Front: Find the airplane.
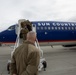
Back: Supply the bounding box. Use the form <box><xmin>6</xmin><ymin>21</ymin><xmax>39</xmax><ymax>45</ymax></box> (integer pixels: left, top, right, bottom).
<box><xmin>4</xmin><ymin>19</ymin><xmax>76</xmax><ymax>73</ymax></box>
<box><xmin>0</xmin><ymin>20</ymin><xmax>76</xmax><ymax>47</ymax></box>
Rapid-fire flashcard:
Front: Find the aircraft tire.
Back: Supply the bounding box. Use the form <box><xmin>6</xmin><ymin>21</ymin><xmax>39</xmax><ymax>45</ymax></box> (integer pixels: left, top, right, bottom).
<box><xmin>42</xmin><ymin>60</ymin><xmax>47</xmax><ymax>71</ymax></box>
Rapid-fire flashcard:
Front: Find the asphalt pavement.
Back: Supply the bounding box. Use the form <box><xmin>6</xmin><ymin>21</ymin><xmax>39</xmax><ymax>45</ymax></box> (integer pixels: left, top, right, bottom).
<box><xmin>0</xmin><ymin>46</ymin><xmax>76</xmax><ymax>75</ymax></box>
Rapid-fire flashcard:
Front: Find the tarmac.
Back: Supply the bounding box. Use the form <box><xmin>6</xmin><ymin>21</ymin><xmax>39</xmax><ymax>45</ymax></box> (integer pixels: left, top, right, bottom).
<box><xmin>0</xmin><ymin>45</ymin><xmax>76</xmax><ymax>75</ymax></box>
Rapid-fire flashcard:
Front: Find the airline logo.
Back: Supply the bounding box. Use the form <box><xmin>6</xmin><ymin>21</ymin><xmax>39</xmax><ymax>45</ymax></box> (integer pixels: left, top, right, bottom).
<box><xmin>52</xmin><ymin>22</ymin><xmax>76</xmax><ymax>26</ymax></box>
<box><xmin>36</xmin><ymin>22</ymin><xmax>76</xmax><ymax>26</ymax></box>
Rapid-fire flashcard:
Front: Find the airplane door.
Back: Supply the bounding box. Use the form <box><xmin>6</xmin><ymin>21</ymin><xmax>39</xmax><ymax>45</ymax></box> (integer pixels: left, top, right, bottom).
<box><xmin>32</xmin><ymin>24</ymin><xmax>36</xmax><ymax>32</ymax></box>
<box><xmin>72</xmin><ymin>31</ymin><xmax>76</xmax><ymax>40</ymax></box>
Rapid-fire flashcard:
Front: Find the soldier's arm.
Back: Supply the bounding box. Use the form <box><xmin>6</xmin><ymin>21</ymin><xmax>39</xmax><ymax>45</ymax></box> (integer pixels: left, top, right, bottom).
<box><xmin>10</xmin><ymin>54</ymin><xmax>17</xmax><ymax>75</ymax></box>
<box><xmin>21</xmin><ymin>50</ymin><xmax>40</xmax><ymax>75</ymax></box>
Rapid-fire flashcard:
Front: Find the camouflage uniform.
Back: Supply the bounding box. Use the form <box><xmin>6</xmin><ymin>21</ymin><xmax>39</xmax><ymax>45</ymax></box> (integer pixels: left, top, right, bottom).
<box><xmin>26</xmin><ymin>20</ymin><xmax>32</xmax><ymax>31</ymax></box>
<box><xmin>20</xmin><ymin>28</ymin><xmax>29</xmax><ymax>40</ymax></box>
<box><xmin>20</xmin><ymin>20</ymin><xmax>32</xmax><ymax>40</ymax></box>
<box><xmin>20</xmin><ymin>21</ymin><xmax>29</xmax><ymax>40</ymax></box>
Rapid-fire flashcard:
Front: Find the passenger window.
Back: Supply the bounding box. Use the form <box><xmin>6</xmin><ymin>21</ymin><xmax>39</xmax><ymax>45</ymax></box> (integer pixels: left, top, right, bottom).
<box><xmin>48</xmin><ymin>27</ymin><xmax>50</xmax><ymax>30</ymax></box>
<box><xmin>58</xmin><ymin>27</ymin><xmax>60</xmax><ymax>30</ymax></box>
<box><xmin>41</xmin><ymin>27</ymin><xmax>43</xmax><ymax>30</ymax></box>
<box><xmin>72</xmin><ymin>27</ymin><xmax>74</xmax><ymax>30</ymax></box>
<box><xmin>68</xmin><ymin>27</ymin><xmax>71</xmax><ymax>30</ymax></box>
<box><xmin>55</xmin><ymin>27</ymin><xmax>57</xmax><ymax>30</ymax></box>
<box><xmin>51</xmin><ymin>27</ymin><xmax>54</xmax><ymax>30</ymax></box>
<box><xmin>65</xmin><ymin>27</ymin><xmax>67</xmax><ymax>30</ymax></box>
<box><xmin>61</xmin><ymin>27</ymin><xmax>64</xmax><ymax>30</ymax></box>
<box><xmin>44</xmin><ymin>27</ymin><xmax>47</xmax><ymax>30</ymax></box>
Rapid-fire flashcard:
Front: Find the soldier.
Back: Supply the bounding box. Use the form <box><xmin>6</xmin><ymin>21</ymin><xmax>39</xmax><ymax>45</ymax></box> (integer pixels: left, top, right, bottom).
<box><xmin>10</xmin><ymin>31</ymin><xmax>40</xmax><ymax>75</ymax></box>
<box><xmin>25</xmin><ymin>20</ymin><xmax>32</xmax><ymax>31</ymax></box>
<box><xmin>20</xmin><ymin>21</ymin><xmax>29</xmax><ymax>40</ymax></box>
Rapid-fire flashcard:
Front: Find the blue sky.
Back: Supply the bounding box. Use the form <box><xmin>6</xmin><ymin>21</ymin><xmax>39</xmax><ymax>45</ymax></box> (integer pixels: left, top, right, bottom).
<box><xmin>0</xmin><ymin>0</ymin><xmax>76</xmax><ymax>31</ymax></box>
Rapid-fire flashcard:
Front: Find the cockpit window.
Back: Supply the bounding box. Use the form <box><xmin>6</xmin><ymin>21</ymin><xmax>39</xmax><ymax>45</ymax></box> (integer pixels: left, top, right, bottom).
<box><xmin>8</xmin><ymin>25</ymin><xmax>15</xmax><ymax>31</ymax></box>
